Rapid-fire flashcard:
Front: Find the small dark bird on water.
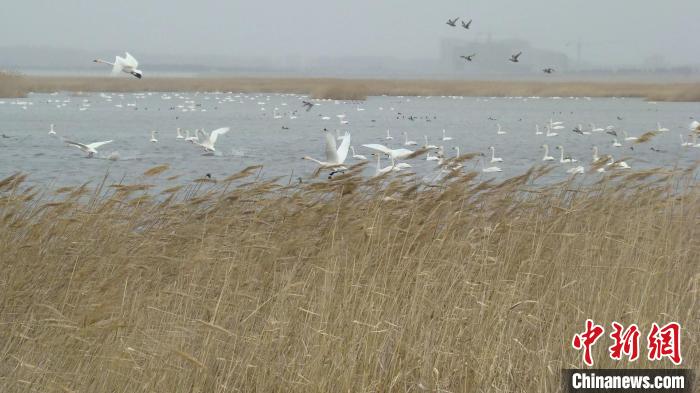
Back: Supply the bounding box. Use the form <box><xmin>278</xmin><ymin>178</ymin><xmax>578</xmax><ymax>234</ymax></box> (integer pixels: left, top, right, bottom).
<box><xmin>461</xmin><ymin>19</ymin><xmax>472</xmax><ymax>29</ymax></box>
<box><xmin>650</xmin><ymin>147</ymin><xmax>666</xmax><ymax>153</ymax></box>
<box><xmin>1</xmin><ymin>134</ymin><xmax>10</xmax><ymax>139</ymax></box>
<box><xmin>302</xmin><ymin>101</ymin><xmax>314</xmax><ymax>111</ymax></box>
<box><xmin>460</xmin><ymin>54</ymin><xmax>476</xmax><ymax>61</ymax></box>
<box><xmin>509</xmin><ymin>52</ymin><xmax>522</xmax><ymax>62</ymax></box>
<box><xmin>446</xmin><ymin>17</ymin><xmax>459</xmax><ymax>27</ymax></box>
<box><xmin>543</xmin><ymin>68</ymin><xmax>555</xmax><ymax>74</ymax></box>
<box><xmin>617</xmin><ymin>116</ymin><xmax>623</xmax><ymax>120</ymax></box>
<box><xmin>606</xmin><ymin>129</ymin><xmax>618</xmax><ymax>136</ymax></box>
<box><xmin>205</xmin><ymin>173</ymin><xmax>212</xmax><ymax>179</ymax></box>
<box><xmin>572</xmin><ymin>126</ymin><xmax>584</xmax><ymax>135</ymax></box>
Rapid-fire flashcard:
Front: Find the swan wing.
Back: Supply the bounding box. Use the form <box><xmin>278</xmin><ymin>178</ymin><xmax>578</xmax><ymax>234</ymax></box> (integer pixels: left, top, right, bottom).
<box><xmin>324</xmin><ymin>130</ymin><xmax>339</xmax><ymax>163</ymax></box>
<box><xmin>361</xmin><ymin>143</ymin><xmax>391</xmax><ymax>154</ymax></box>
<box><xmin>112</xmin><ymin>56</ymin><xmax>126</xmax><ymax>74</ymax></box>
<box><xmin>124</xmin><ymin>52</ymin><xmax>139</xmax><ymax>69</ymax></box>
<box><xmin>64</xmin><ymin>140</ymin><xmax>89</xmax><ymax>150</ymax></box>
<box><xmin>208</xmin><ymin>127</ymin><xmax>230</xmax><ymax>146</ymax></box>
<box><xmin>86</xmin><ymin>140</ymin><xmax>113</xmax><ymax>150</ymax></box>
<box><xmin>336</xmin><ymin>131</ymin><xmax>351</xmax><ymax>164</ymax></box>
<box><xmin>196</xmin><ymin>129</ymin><xmax>210</xmax><ymax>144</ymax></box>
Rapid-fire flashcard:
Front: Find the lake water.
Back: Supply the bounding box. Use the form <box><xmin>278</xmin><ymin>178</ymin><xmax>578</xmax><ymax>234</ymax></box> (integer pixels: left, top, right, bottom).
<box><xmin>0</xmin><ymin>92</ymin><xmax>698</xmax><ymax>189</ymax></box>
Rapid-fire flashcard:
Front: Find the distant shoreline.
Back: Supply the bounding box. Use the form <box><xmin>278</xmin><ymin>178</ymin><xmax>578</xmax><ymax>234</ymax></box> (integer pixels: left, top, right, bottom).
<box><xmin>2</xmin><ymin>73</ymin><xmax>699</xmax><ymax>101</ymax></box>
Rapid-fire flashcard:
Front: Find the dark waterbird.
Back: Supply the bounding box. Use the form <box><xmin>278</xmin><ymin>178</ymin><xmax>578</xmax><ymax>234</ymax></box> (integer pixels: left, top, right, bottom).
<box><xmin>509</xmin><ymin>52</ymin><xmax>522</xmax><ymax>63</ymax></box>
<box><xmin>460</xmin><ymin>54</ymin><xmax>476</xmax><ymax>61</ymax></box>
<box><xmin>446</xmin><ymin>17</ymin><xmax>459</xmax><ymax>27</ymax></box>
<box><xmin>461</xmin><ymin>19</ymin><xmax>472</xmax><ymax>29</ymax></box>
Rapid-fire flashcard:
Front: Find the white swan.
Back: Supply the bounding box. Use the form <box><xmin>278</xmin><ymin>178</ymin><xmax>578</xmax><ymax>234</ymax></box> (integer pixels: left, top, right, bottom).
<box><xmin>489</xmin><ymin>146</ymin><xmax>503</xmax><ymax>163</ymax></box>
<box><xmin>680</xmin><ymin>134</ymin><xmax>693</xmax><ymax>147</ymax></box>
<box><xmin>442</xmin><ymin>129</ymin><xmax>453</xmax><ymax>141</ymax></box>
<box><xmin>423</xmin><ymin>135</ymin><xmax>438</xmax><ymax>149</ymax></box>
<box><xmin>689</xmin><ymin>120</ymin><xmax>700</xmax><ymax>132</ymax></box>
<box><xmin>590</xmin><ymin>123</ymin><xmax>604</xmax><ymax>132</ymax></box>
<box><xmin>373</xmin><ymin>154</ymin><xmax>398</xmax><ymax>177</ymax></box>
<box><xmin>550</xmin><ymin>119</ymin><xmax>565</xmax><ymax>130</ymax></box>
<box><xmin>566</xmin><ymin>166</ymin><xmax>585</xmax><ymax>175</ymax></box>
<box><xmin>591</xmin><ymin>147</ymin><xmax>607</xmax><ymax>172</ymax></box>
<box><xmin>541</xmin><ymin>144</ymin><xmax>554</xmax><ymax>161</ymax></box>
<box><xmin>612</xmin><ymin>138</ymin><xmax>622</xmax><ymax>147</ymax></box>
<box><xmin>608</xmin><ymin>156</ymin><xmax>631</xmax><ymax>169</ymax></box>
<box><xmin>303</xmin><ymin>129</ymin><xmax>351</xmax><ymax>172</ymax></box>
<box><xmin>362</xmin><ymin>143</ymin><xmax>414</xmax><ymax>160</ymax></box>
<box><xmin>545</xmin><ymin>126</ymin><xmax>558</xmax><ymax>137</ymax></box>
<box><xmin>64</xmin><ymin>139</ymin><xmax>113</xmax><ymax>158</ymax></box>
<box><xmin>403</xmin><ymin>132</ymin><xmax>418</xmax><ymax>146</ymax></box>
<box><xmin>93</xmin><ymin>52</ymin><xmax>142</xmax><ymax>78</ymax></box>
<box><xmin>426</xmin><ymin>152</ymin><xmax>439</xmax><ymax>161</ymax></box>
<box><xmin>480</xmin><ymin>159</ymin><xmax>502</xmax><ymax>173</ymax></box>
<box><xmin>656</xmin><ymin>122</ymin><xmax>669</xmax><ymax>132</ymax></box>
<box><xmin>176</xmin><ymin>127</ymin><xmax>185</xmax><ymax>139</ymax></box>
<box><xmin>48</xmin><ymin>124</ymin><xmax>56</xmax><ymax>135</ymax></box>
<box><xmin>556</xmin><ymin>145</ymin><xmax>577</xmax><ymax>163</ymax></box>
<box><xmin>622</xmin><ymin>130</ymin><xmax>638</xmax><ymax>142</ymax></box>
<box><xmin>184</xmin><ymin>129</ymin><xmax>199</xmax><ymax>143</ymax></box>
<box><xmin>350</xmin><ymin>146</ymin><xmax>367</xmax><ymax>160</ymax></box>
<box><xmin>496</xmin><ymin>124</ymin><xmax>507</xmax><ymax>135</ymax></box>
<box><xmin>195</xmin><ymin>127</ymin><xmax>230</xmax><ymax>152</ymax></box>
<box><xmin>385</xmin><ymin>129</ymin><xmax>393</xmax><ymax>141</ymax></box>
<box><xmin>150</xmin><ymin>130</ymin><xmax>158</xmax><ymax>143</ymax></box>
<box><xmin>535</xmin><ymin>124</ymin><xmax>543</xmax><ymax>135</ymax></box>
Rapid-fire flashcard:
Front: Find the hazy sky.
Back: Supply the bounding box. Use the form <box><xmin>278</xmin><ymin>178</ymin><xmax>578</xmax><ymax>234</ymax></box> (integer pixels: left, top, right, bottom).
<box><xmin>2</xmin><ymin>0</ymin><xmax>698</xmax><ymax>66</ymax></box>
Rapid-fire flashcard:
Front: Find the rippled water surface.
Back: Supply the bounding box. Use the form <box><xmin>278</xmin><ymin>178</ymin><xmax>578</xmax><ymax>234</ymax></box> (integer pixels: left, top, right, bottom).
<box><xmin>0</xmin><ymin>92</ymin><xmax>698</xmax><ymax>188</ymax></box>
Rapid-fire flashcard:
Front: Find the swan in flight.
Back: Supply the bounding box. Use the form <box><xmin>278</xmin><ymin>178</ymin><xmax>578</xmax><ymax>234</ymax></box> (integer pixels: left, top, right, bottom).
<box><xmin>656</xmin><ymin>122</ymin><xmax>669</xmax><ymax>132</ymax></box>
<box><xmin>622</xmin><ymin>130</ymin><xmax>638</xmax><ymax>141</ymax></box>
<box><xmin>64</xmin><ymin>139</ymin><xmax>113</xmax><ymax>158</ymax></box>
<box><xmin>556</xmin><ymin>145</ymin><xmax>577</xmax><ymax>163</ymax></box>
<box><xmin>403</xmin><ymin>132</ymin><xmax>418</xmax><ymax>146</ymax></box>
<box><xmin>423</xmin><ymin>135</ymin><xmax>438</xmax><ymax>149</ymax></box>
<box><xmin>350</xmin><ymin>146</ymin><xmax>367</xmax><ymax>160</ymax></box>
<box><xmin>150</xmin><ymin>131</ymin><xmax>158</xmax><ymax>143</ymax></box>
<box><xmin>48</xmin><ymin>124</ymin><xmax>56</xmax><ymax>135</ymax></box>
<box><xmin>176</xmin><ymin>128</ymin><xmax>185</xmax><ymax>139</ymax></box>
<box><xmin>489</xmin><ymin>146</ymin><xmax>503</xmax><ymax>163</ymax></box>
<box><xmin>93</xmin><ymin>52</ymin><xmax>142</xmax><ymax>78</ymax></box>
<box><xmin>385</xmin><ymin>129</ymin><xmax>393</xmax><ymax>141</ymax></box>
<box><xmin>303</xmin><ymin>129</ymin><xmax>351</xmax><ymax>173</ymax></box>
<box><xmin>496</xmin><ymin>124</ymin><xmax>507</xmax><ymax>135</ymax></box>
<box><xmin>541</xmin><ymin>144</ymin><xmax>554</xmax><ymax>161</ymax></box>
<box><xmin>362</xmin><ymin>143</ymin><xmax>414</xmax><ymax>160</ymax></box>
<box><xmin>195</xmin><ymin>127</ymin><xmax>230</xmax><ymax>152</ymax></box>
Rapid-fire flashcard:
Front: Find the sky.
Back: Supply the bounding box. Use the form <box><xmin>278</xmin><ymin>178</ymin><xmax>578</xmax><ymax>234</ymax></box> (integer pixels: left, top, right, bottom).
<box><xmin>1</xmin><ymin>0</ymin><xmax>699</xmax><ymax>67</ymax></box>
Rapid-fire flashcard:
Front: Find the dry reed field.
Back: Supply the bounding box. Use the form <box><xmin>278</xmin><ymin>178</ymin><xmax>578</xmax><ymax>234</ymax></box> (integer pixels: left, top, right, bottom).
<box><xmin>0</xmin><ymin>163</ymin><xmax>698</xmax><ymax>392</ymax></box>
<box><xmin>3</xmin><ymin>73</ymin><xmax>700</xmax><ymax>101</ymax></box>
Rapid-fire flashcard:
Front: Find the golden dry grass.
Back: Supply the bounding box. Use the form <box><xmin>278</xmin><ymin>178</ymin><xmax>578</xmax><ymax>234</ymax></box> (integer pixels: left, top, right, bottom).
<box><xmin>3</xmin><ymin>74</ymin><xmax>700</xmax><ymax>101</ymax></box>
<box><xmin>0</xmin><ymin>71</ymin><xmax>27</xmax><ymax>98</ymax></box>
<box><xmin>0</xmin><ymin>165</ymin><xmax>698</xmax><ymax>392</ymax></box>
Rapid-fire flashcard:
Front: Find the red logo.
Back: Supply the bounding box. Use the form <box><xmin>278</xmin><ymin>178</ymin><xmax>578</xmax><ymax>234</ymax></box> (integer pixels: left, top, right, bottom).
<box><xmin>647</xmin><ymin>322</ymin><xmax>682</xmax><ymax>365</ymax></box>
<box><xmin>572</xmin><ymin>321</ymin><xmax>682</xmax><ymax>366</ymax></box>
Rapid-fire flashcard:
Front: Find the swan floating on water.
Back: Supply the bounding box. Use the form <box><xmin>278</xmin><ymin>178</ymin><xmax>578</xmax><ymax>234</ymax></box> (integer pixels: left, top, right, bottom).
<box><xmin>489</xmin><ymin>146</ymin><xmax>503</xmax><ymax>163</ymax></box>
<box><xmin>541</xmin><ymin>144</ymin><xmax>554</xmax><ymax>161</ymax></box>
<box><xmin>350</xmin><ymin>146</ymin><xmax>367</xmax><ymax>160</ymax></box>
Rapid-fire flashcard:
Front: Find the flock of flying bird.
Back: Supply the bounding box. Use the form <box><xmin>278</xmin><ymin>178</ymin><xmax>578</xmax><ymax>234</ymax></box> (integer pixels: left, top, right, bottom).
<box><xmin>446</xmin><ymin>16</ymin><xmax>556</xmax><ymax>74</ymax></box>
